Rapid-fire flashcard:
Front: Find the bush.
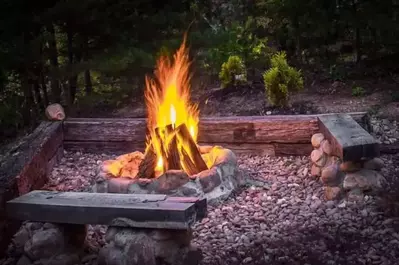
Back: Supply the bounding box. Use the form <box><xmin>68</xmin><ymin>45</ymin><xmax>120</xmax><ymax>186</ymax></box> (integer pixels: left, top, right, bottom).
<box><xmin>329</xmin><ymin>64</ymin><xmax>347</xmax><ymax>81</ymax></box>
<box><xmin>219</xmin><ymin>55</ymin><xmax>247</xmax><ymax>88</ymax></box>
<box><xmin>263</xmin><ymin>52</ymin><xmax>303</xmax><ymax>107</ymax></box>
<box><xmin>351</xmin><ymin>86</ymin><xmax>366</xmax><ymax>97</ymax></box>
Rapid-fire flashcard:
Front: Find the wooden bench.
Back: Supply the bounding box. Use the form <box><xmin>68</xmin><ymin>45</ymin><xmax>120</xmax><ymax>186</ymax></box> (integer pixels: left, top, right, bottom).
<box><xmin>318</xmin><ymin>114</ymin><xmax>380</xmax><ymax>161</ymax></box>
<box><xmin>6</xmin><ymin>191</ymin><xmax>207</xmax><ymax>230</ymax></box>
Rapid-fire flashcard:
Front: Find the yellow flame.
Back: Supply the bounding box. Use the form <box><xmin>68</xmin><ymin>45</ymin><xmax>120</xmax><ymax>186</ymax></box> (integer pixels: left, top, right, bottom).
<box><xmin>156</xmin><ymin>157</ymin><xmax>163</xmax><ymax>172</ymax></box>
<box><xmin>144</xmin><ymin>36</ymin><xmax>199</xmax><ymax>176</ymax></box>
<box><xmin>170</xmin><ymin>104</ymin><xmax>176</xmax><ymax>128</ymax></box>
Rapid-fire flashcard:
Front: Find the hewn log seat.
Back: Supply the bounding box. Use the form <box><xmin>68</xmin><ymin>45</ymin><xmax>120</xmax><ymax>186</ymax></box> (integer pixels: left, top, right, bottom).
<box><xmin>318</xmin><ymin>114</ymin><xmax>380</xmax><ymax>162</ymax></box>
<box><xmin>6</xmin><ymin>191</ymin><xmax>207</xmax><ymax>230</ymax></box>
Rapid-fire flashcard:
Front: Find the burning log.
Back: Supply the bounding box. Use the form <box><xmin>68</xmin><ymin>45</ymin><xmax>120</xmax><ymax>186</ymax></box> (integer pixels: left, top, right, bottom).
<box><xmin>137</xmin><ymin>146</ymin><xmax>157</xmax><ymax>179</ymax></box>
<box><xmin>165</xmin><ymin>125</ymin><xmax>182</xmax><ymax>170</ymax></box>
<box><xmin>175</xmin><ymin>123</ymin><xmax>208</xmax><ymax>176</ymax></box>
<box><xmin>137</xmin><ymin>123</ymin><xmax>208</xmax><ymax>178</ymax></box>
<box><xmin>154</xmin><ymin>127</ymin><xmax>168</xmax><ymax>172</ymax></box>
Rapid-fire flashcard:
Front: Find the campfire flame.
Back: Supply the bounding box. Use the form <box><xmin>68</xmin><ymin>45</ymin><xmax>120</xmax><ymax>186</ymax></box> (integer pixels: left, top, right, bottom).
<box><xmin>144</xmin><ymin>37</ymin><xmax>201</xmax><ymax>176</ymax></box>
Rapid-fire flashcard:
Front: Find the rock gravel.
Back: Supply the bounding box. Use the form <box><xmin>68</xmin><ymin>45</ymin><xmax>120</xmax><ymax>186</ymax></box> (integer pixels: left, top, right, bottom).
<box><xmin>2</xmin><ymin>151</ymin><xmax>399</xmax><ymax>265</ymax></box>
<box><xmin>370</xmin><ymin>116</ymin><xmax>398</xmax><ymax>145</ymax></box>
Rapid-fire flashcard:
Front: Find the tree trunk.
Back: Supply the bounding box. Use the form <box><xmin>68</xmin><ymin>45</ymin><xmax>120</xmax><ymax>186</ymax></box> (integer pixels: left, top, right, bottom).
<box><xmin>47</xmin><ymin>23</ymin><xmax>61</xmax><ymax>103</ymax></box>
<box><xmin>354</xmin><ymin>27</ymin><xmax>361</xmax><ymax>63</ymax></box>
<box><xmin>40</xmin><ymin>74</ymin><xmax>49</xmax><ymax>106</ymax></box>
<box><xmin>66</xmin><ymin>23</ymin><xmax>78</xmax><ymax>105</ymax></box>
<box><xmin>32</xmin><ymin>80</ymin><xmax>44</xmax><ymax>110</ymax></box>
<box><xmin>84</xmin><ymin>70</ymin><xmax>92</xmax><ymax>95</ymax></box>
<box><xmin>371</xmin><ymin>27</ymin><xmax>378</xmax><ymax>59</ymax></box>
<box><xmin>351</xmin><ymin>0</ymin><xmax>361</xmax><ymax>63</ymax></box>
<box><xmin>82</xmin><ymin>35</ymin><xmax>92</xmax><ymax>95</ymax></box>
<box><xmin>21</xmin><ymin>75</ymin><xmax>35</xmax><ymax>127</ymax></box>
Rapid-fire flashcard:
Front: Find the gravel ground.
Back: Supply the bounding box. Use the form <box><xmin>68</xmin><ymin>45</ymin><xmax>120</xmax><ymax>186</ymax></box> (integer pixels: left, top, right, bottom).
<box><xmin>36</xmin><ymin>151</ymin><xmax>399</xmax><ymax>265</ymax></box>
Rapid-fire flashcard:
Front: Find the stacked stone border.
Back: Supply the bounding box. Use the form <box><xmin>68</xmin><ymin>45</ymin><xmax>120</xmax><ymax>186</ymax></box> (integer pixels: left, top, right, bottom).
<box><xmin>310</xmin><ymin>132</ymin><xmax>385</xmax><ymax>200</ymax></box>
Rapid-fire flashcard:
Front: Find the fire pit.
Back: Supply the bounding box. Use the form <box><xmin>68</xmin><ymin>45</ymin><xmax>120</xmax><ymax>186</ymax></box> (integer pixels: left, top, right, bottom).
<box><xmin>1</xmin><ymin>36</ymin><xmax>392</xmax><ymax>265</ymax></box>
<box><xmin>93</xmin><ymin>39</ymin><xmax>239</xmax><ymax>203</ymax></box>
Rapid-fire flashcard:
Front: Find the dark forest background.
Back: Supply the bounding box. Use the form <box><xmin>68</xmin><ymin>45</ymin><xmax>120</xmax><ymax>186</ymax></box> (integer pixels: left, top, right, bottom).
<box><xmin>1</xmin><ymin>0</ymin><xmax>399</xmax><ymax>143</ymax></box>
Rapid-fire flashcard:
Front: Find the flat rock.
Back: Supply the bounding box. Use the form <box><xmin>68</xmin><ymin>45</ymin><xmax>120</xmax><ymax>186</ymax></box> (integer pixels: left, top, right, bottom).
<box><xmin>320</xmin><ymin>164</ymin><xmax>339</xmax><ymax>185</ymax></box>
<box><xmin>311</xmin><ymin>133</ymin><xmax>325</xmax><ymax>148</ymax></box>
<box><xmin>24</xmin><ymin>228</ymin><xmax>65</xmax><ymax>260</ymax></box>
<box><xmin>325</xmin><ymin>186</ymin><xmax>342</xmax><ymax>200</ymax></box>
<box><xmin>340</xmin><ymin>161</ymin><xmax>362</xmax><ymax>173</ymax></box>
<box><xmin>310</xmin><ymin>165</ymin><xmax>321</xmax><ymax>177</ymax></box>
<box><xmin>321</xmin><ymin>140</ymin><xmax>332</xmax><ymax>155</ymax></box>
<box><xmin>363</xmin><ymin>157</ymin><xmax>384</xmax><ymax>171</ymax></box>
<box><xmin>343</xmin><ymin>169</ymin><xmax>386</xmax><ymax>191</ymax></box>
<box><xmin>98</xmin><ymin>231</ymin><xmax>156</xmax><ymax>265</ymax></box>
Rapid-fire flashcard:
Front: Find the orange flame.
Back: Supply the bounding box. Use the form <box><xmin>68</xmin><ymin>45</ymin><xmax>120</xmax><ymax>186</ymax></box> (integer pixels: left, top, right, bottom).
<box><xmin>144</xmin><ymin>37</ymin><xmax>199</xmax><ymax>175</ymax></box>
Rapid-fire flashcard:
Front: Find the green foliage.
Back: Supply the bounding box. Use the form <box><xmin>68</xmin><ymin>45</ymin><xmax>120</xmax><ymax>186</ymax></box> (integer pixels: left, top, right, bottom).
<box><xmin>351</xmin><ymin>86</ymin><xmax>366</xmax><ymax>97</ymax></box>
<box><xmin>329</xmin><ymin>64</ymin><xmax>347</xmax><ymax>81</ymax></box>
<box><xmin>263</xmin><ymin>52</ymin><xmax>303</xmax><ymax>107</ymax></box>
<box><xmin>192</xmin><ymin>17</ymin><xmax>275</xmax><ymax>78</ymax></box>
<box><xmin>219</xmin><ymin>55</ymin><xmax>247</xmax><ymax>88</ymax></box>
<box><xmin>0</xmin><ymin>75</ymin><xmax>25</xmax><ymax>140</ymax></box>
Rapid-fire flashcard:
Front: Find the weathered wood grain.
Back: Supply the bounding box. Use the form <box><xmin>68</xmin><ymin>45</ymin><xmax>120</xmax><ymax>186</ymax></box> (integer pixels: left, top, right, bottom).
<box><xmin>63</xmin><ymin>112</ymin><xmax>368</xmax><ymax>156</ymax></box>
<box><xmin>318</xmin><ymin>112</ymin><xmax>370</xmax><ymax>131</ymax></box>
<box><xmin>165</xmin><ymin>196</ymin><xmax>207</xmax><ymax>220</ymax></box>
<box><xmin>318</xmin><ymin>114</ymin><xmax>379</xmax><ymax>161</ymax></box>
<box><xmin>0</xmin><ymin>121</ymin><xmax>63</xmax><ymax>256</ymax></box>
<box><xmin>63</xmin><ymin>141</ymin><xmax>314</xmax><ymax>156</ymax></box>
<box><xmin>274</xmin><ymin>143</ymin><xmax>314</xmax><ymax>156</ymax></box>
<box><xmin>216</xmin><ymin>143</ymin><xmax>276</xmax><ymax>156</ymax></box>
<box><xmin>6</xmin><ymin>191</ymin><xmax>206</xmax><ymax>230</ymax></box>
<box><xmin>64</xmin><ymin>116</ymin><xmax>319</xmax><ymax>144</ymax></box>
<box><xmin>63</xmin><ymin>118</ymin><xmax>147</xmax><ymax>142</ymax></box>
<box><xmin>63</xmin><ymin>141</ymin><xmax>145</xmax><ymax>154</ymax></box>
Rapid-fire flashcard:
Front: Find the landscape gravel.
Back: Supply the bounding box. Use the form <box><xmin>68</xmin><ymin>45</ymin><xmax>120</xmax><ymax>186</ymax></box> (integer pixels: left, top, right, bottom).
<box><xmin>2</xmin><ymin>150</ymin><xmax>398</xmax><ymax>265</ymax></box>
<box><xmin>40</xmin><ymin>151</ymin><xmax>399</xmax><ymax>264</ymax></box>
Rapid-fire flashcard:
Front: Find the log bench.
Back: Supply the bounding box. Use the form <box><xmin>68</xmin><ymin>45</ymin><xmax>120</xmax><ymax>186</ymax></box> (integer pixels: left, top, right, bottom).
<box><xmin>6</xmin><ymin>191</ymin><xmax>207</xmax><ymax>265</ymax></box>
<box><xmin>312</xmin><ymin>114</ymin><xmax>384</xmax><ymax>201</ymax></box>
<box><xmin>318</xmin><ymin>114</ymin><xmax>380</xmax><ymax>161</ymax></box>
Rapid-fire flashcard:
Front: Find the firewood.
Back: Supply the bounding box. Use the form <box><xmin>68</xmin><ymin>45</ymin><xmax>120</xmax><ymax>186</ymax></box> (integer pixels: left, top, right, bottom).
<box><xmin>175</xmin><ymin>123</ymin><xmax>208</xmax><ymax>175</ymax></box>
<box><xmin>180</xmin><ymin>148</ymin><xmax>201</xmax><ymax>176</ymax></box>
<box><xmin>154</xmin><ymin>127</ymin><xmax>168</xmax><ymax>172</ymax></box>
<box><xmin>165</xmin><ymin>125</ymin><xmax>182</xmax><ymax>170</ymax></box>
<box><xmin>137</xmin><ymin>146</ymin><xmax>157</xmax><ymax>178</ymax></box>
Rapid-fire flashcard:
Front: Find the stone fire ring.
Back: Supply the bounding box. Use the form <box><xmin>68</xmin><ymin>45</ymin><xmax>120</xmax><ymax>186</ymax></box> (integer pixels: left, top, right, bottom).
<box><xmin>93</xmin><ymin>145</ymin><xmax>240</xmax><ymax>204</ymax></box>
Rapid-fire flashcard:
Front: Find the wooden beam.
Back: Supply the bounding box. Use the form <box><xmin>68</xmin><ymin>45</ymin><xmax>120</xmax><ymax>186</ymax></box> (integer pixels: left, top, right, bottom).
<box><xmin>0</xmin><ymin>121</ymin><xmax>63</xmax><ymax>194</ymax></box>
<box><xmin>0</xmin><ymin>121</ymin><xmax>63</xmax><ymax>257</ymax></box>
<box><xmin>6</xmin><ymin>191</ymin><xmax>206</xmax><ymax>230</ymax></box>
<box><xmin>198</xmin><ymin>115</ymin><xmax>318</xmax><ymax>143</ymax></box>
<box><xmin>63</xmin><ymin>141</ymin><xmax>145</xmax><ymax>154</ymax></box>
<box><xmin>64</xmin><ymin>116</ymin><xmax>319</xmax><ymax>144</ymax></box>
<box><xmin>318</xmin><ymin>114</ymin><xmax>379</xmax><ymax>162</ymax></box>
<box><xmin>63</xmin><ymin>112</ymin><xmax>367</xmax><ymax>156</ymax></box>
